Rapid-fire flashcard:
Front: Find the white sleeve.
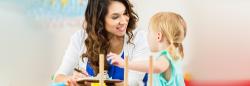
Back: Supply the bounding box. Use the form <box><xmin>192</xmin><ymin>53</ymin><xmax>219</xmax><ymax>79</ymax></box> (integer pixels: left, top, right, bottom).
<box><xmin>128</xmin><ymin>30</ymin><xmax>151</xmax><ymax>86</ymax></box>
<box><xmin>55</xmin><ymin>30</ymin><xmax>84</xmax><ymax>76</ymax></box>
<box><xmin>132</xmin><ymin>30</ymin><xmax>151</xmax><ymax>60</ymax></box>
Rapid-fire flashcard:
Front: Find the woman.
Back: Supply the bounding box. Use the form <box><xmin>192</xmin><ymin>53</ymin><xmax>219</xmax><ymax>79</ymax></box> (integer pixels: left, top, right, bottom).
<box><xmin>54</xmin><ymin>0</ymin><xmax>150</xmax><ymax>86</ymax></box>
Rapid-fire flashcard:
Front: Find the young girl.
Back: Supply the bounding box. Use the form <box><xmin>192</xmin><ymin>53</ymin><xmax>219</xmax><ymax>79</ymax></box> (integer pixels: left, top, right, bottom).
<box><xmin>108</xmin><ymin>12</ymin><xmax>187</xmax><ymax>86</ymax></box>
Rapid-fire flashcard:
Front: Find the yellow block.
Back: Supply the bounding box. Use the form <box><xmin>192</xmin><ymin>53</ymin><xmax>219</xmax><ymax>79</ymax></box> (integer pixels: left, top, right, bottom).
<box><xmin>91</xmin><ymin>83</ymin><xmax>107</xmax><ymax>86</ymax></box>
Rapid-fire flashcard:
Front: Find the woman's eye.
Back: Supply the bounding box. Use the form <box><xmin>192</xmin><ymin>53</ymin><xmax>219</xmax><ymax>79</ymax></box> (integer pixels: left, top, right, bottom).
<box><xmin>112</xmin><ymin>15</ymin><xmax>119</xmax><ymax>20</ymax></box>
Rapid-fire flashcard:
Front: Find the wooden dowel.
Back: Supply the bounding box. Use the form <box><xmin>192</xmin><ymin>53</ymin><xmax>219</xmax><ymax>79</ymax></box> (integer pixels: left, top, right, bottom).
<box><xmin>99</xmin><ymin>54</ymin><xmax>104</xmax><ymax>86</ymax></box>
<box><xmin>149</xmin><ymin>56</ymin><xmax>153</xmax><ymax>86</ymax></box>
<box><xmin>124</xmin><ymin>56</ymin><xmax>128</xmax><ymax>86</ymax></box>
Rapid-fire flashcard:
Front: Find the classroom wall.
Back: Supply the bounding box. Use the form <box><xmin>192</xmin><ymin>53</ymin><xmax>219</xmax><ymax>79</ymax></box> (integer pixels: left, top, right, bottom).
<box><xmin>0</xmin><ymin>1</ymin><xmax>81</xmax><ymax>86</ymax></box>
<box><xmin>184</xmin><ymin>0</ymin><xmax>250</xmax><ymax>80</ymax></box>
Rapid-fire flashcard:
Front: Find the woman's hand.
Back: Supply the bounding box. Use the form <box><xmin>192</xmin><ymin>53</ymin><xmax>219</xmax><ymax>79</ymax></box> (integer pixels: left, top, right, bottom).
<box><xmin>107</xmin><ymin>52</ymin><xmax>125</xmax><ymax>68</ymax></box>
<box><xmin>66</xmin><ymin>78</ymin><xmax>78</xmax><ymax>86</ymax></box>
<box><xmin>66</xmin><ymin>68</ymin><xmax>89</xmax><ymax>86</ymax></box>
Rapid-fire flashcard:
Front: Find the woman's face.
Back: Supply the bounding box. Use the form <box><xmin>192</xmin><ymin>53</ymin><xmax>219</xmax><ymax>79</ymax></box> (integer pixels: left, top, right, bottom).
<box><xmin>105</xmin><ymin>1</ymin><xmax>129</xmax><ymax>37</ymax></box>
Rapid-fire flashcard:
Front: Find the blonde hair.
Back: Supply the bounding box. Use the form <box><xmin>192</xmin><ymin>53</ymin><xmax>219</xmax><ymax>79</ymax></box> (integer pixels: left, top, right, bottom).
<box><xmin>150</xmin><ymin>12</ymin><xmax>187</xmax><ymax>60</ymax></box>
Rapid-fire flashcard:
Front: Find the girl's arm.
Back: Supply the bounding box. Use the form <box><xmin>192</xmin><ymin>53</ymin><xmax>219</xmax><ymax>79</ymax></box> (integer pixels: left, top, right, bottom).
<box><xmin>108</xmin><ymin>53</ymin><xmax>169</xmax><ymax>73</ymax></box>
<box><xmin>129</xmin><ymin>56</ymin><xmax>169</xmax><ymax>73</ymax></box>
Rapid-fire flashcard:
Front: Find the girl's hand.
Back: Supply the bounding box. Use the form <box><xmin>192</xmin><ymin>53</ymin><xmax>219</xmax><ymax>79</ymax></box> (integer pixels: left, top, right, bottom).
<box><xmin>107</xmin><ymin>52</ymin><xmax>125</xmax><ymax>68</ymax></box>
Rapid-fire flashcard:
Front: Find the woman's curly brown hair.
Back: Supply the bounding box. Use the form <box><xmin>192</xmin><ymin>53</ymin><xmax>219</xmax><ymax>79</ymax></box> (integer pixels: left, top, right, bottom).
<box><xmin>82</xmin><ymin>0</ymin><xmax>138</xmax><ymax>75</ymax></box>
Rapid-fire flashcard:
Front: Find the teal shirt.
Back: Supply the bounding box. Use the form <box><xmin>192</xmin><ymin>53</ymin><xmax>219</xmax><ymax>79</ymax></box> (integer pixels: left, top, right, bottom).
<box><xmin>149</xmin><ymin>50</ymin><xmax>185</xmax><ymax>86</ymax></box>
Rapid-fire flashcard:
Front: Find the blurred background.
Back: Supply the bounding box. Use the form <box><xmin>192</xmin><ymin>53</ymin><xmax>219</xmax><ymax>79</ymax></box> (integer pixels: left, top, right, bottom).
<box><xmin>0</xmin><ymin>0</ymin><xmax>250</xmax><ymax>86</ymax></box>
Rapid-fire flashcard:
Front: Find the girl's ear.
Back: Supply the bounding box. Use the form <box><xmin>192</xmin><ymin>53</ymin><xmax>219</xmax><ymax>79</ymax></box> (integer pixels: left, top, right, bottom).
<box><xmin>157</xmin><ymin>32</ymin><xmax>163</xmax><ymax>42</ymax></box>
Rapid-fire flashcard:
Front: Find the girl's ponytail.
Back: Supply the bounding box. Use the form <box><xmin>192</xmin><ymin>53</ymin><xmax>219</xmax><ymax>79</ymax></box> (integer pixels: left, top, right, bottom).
<box><xmin>167</xmin><ymin>42</ymin><xmax>184</xmax><ymax>60</ymax></box>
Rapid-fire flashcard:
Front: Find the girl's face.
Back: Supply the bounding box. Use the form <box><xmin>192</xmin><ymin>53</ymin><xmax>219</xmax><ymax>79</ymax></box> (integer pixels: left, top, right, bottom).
<box><xmin>105</xmin><ymin>1</ymin><xmax>129</xmax><ymax>37</ymax></box>
<box><xmin>147</xmin><ymin>26</ymin><xmax>159</xmax><ymax>52</ymax></box>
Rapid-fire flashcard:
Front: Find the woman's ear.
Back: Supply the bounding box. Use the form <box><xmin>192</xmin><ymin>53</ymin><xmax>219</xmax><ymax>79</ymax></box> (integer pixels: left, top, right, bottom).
<box><xmin>156</xmin><ymin>32</ymin><xmax>163</xmax><ymax>42</ymax></box>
